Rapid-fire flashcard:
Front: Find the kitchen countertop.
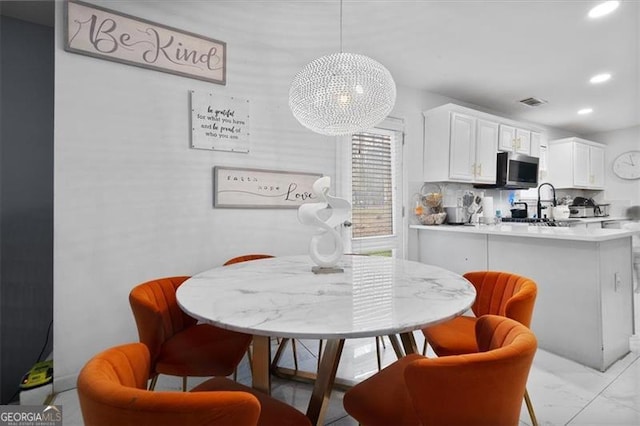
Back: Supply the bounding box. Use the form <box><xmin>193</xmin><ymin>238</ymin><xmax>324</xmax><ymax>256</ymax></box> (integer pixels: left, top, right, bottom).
<box><xmin>410</xmin><ymin>223</ymin><xmax>637</xmax><ymax>242</ymax></box>
<box><xmin>570</xmin><ymin>216</ymin><xmax>629</xmax><ymax>223</ymax></box>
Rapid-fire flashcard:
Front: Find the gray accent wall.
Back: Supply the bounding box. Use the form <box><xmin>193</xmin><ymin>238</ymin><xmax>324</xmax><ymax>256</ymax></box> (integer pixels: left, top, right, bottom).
<box><xmin>0</xmin><ymin>16</ymin><xmax>54</xmax><ymax>404</ymax></box>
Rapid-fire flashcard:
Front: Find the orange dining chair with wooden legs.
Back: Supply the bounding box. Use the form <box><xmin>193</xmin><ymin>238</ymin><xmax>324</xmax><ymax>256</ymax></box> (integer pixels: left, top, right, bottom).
<box><xmin>77</xmin><ymin>342</ymin><xmax>311</xmax><ymax>426</ymax></box>
<box><xmin>129</xmin><ymin>276</ymin><xmax>252</xmax><ymax>391</ymax></box>
<box><xmin>343</xmin><ymin>315</ymin><xmax>537</xmax><ymax>426</ymax></box>
<box><xmin>421</xmin><ymin>270</ymin><xmax>539</xmax><ymax>426</ymax></box>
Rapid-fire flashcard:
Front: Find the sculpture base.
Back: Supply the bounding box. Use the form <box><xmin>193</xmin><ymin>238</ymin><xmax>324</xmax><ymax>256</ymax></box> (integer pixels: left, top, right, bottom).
<box><xmin>311</xmin><ymin>266</ymin><xmax>344</xmax><ymax>274</ymax></box>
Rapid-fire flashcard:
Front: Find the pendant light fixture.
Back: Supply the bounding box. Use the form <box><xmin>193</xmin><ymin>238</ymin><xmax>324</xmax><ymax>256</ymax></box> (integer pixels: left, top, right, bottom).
<box><xmin>288</xmin><ymin>0</ymin><xmax>396</xmax><ymax>136</ymax></box>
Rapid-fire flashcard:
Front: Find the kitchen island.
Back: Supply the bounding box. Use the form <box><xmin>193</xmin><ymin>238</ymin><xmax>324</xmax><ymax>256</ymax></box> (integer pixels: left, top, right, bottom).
<box><xmin>411</xmin><ymin>223</ymin><xmax>637</xmax><ymax>371</ymax></box>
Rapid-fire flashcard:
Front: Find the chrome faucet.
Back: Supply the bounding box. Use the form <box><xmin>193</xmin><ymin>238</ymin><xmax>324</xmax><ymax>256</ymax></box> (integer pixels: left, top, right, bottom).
<box><xmin>537</xmin><ymin>182</ymin><xmax>557</xmax><ymax>219</ymax></box>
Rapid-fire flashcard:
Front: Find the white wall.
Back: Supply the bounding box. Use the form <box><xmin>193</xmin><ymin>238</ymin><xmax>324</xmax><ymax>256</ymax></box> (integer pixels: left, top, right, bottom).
<box><xmin>588</xmin><ymin>125</ymin><xmax>640</xmax><ymax>210</ymax></box>
<box><xmin>53</xmin><ymin>0</ymin><xmax>343</xmax><ymax>390</ymax></box>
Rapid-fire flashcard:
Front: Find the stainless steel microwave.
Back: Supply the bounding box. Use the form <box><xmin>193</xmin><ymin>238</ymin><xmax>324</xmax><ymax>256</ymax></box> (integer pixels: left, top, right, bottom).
<box><xmin>474</xmin><ymin>152</ymin><xmax>539</xmax><ymax>189</ymax></box>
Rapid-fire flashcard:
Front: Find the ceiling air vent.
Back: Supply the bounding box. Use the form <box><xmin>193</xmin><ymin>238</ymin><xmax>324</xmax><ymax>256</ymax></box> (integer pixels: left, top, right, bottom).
<box><xmin>519</xmin><ymin>97</ymin><xmax>548</xmax><ymax>107</ymax></box>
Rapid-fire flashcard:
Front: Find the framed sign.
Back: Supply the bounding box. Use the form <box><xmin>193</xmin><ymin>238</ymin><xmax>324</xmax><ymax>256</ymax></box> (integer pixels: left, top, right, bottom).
<box><xmin>213</xmin><ymin>167</ymin><xmax>322</xmax><ymax>209</ymax></box>
<box><xmin>190</xmin><ymin>91</ymin><xmax>250</xmax><ymax>153</ymax></box>
<box><xmin>65</xmin><ymin>0</ymin><xmax>226</xmax><ymax>84</ymax></box>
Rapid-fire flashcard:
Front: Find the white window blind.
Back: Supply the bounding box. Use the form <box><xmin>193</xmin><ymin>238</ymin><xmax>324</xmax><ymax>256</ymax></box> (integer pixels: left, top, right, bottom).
<box><xmin>351</xmin><ymin>132</ymin><xmax>394</xmax><ymax>239</ymax></box>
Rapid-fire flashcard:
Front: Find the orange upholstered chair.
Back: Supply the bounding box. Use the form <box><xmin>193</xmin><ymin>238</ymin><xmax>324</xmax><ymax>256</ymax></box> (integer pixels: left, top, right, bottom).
<box><xmin>129</xmin><ymin>276</ymin><xmax>252</xmax><ymax>391</ymax></box>
<box><xmin>223</xmin><ymin>254</ymin><xmax>275</xmax><ymax>266</ymax></box>
<box><xmin>422</xmin><ymin>270</ymin><xmax>538</xmax><ymax>425</ymax></box>
<box><xmin>343</xmin><ymin>315</ymin><xmax>537</xmax><ymax>426</ymax></box>
<box><xmin>78</xmin><ymin>343</ymin><xmax>311</xmax><ymax>426</ymax></box>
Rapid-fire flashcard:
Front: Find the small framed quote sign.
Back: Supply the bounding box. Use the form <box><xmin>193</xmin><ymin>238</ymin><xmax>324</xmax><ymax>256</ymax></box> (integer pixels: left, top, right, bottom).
<box><xmin>65</xmin><ymin>1</ymin><xmax>225</xmax><ymax>84</ymax></box>
<box><xmin>191</xmin><ymin>91</ymin><xmax>250</xmax><ymax>153</ymax></box>
<box><xmin>213</xmin><ymin>167</ymin><xmax>322</xmax><ymax>209</ymax></box>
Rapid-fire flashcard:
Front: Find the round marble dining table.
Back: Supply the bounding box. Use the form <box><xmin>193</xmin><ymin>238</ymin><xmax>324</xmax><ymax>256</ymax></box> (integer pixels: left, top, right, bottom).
<box><xmin>177</xmin><ymin>254</ymin><xmax>476</xmax><ymax>426</ymax></box>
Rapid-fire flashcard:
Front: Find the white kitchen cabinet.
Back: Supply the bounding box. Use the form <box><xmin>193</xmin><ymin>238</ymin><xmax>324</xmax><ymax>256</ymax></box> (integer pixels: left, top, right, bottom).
<box><xmin>424</xmin><ymin>104</ymin><xmax>544</xmax><ymax>184</ymax></box>
<box><xmin>548</xmin><ymin>137</ymin><xmax>605</xmax><ymax>190</ymax></box>
<box><xmin>530</xmin><ymin>132</ymin><xmax>543</xmax><ymax>158</ymax></box>
<box><xmin>573</xmin><ymin>142</ymin><xmax>591</xmax><ymax>186</ymax></box>
<box><xmin>474</xmin><ymin>119</ymin><xmax>499</xmax><ymax>183</ymax></box>
<box><xmin>589</xmin><ymin>144</ymin><xmax>605</xmax><ymax>188</ymax></box>
<box><xmin>488</xmin><ymin>235</ymin><xmax>632</xmax><ymax>372</ymax></box>
<box><xmin>537</xmin><ymin>143</ymin><xmax>548</xmax><ymax>182</ymax></box>
<box><xmin>416</xmin><ymin>230</ymin><xmax>487</xmax><ymax>275</ymax></box>
<box><xmin>448</xmin><ymin>112</ymin><xmax>476</xmax><ymax>180</ymax></box>
<box><xmin>499</xmin><ymin>125</ymin><xmax>531</xmax><ymax>155</ymax></box>
<box><xmin>414</xmin><ymin>225</ymin><xmax>634</xmax><ymax>371</ymax></box>
<box><xmin>568</xmin><ymin>222</ymin><xmax>603</xmax><ymax>230</ymax></box>
<box><xmin>423</xmin><ymin>107</ymin><xmax>497</xmax><ymax>183</ymax></box>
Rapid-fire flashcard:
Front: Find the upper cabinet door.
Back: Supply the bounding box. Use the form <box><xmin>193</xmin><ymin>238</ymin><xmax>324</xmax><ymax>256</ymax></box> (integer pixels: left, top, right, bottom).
<box><xmin>498</xmin><ymin>124</ymin><xmax>516</xmax><ymax>151</ymax></box>
<box><xmin>448</xmin><ymin>113</ymin><xmax>476</xmax><ymax>181</ymax></box>
<box><xmin>530</xmin><ymin>132</ymin><xmax>543</xmax><ymax>158</ymax></box>
<box><xmin>475</xmin><ymin>119</ymin><xmax>498</xmax><ymax>183</ymax></box>
<box><xmin>589</xmin><ymin>145</ymin><xmax>605</xmax><ymax>188</ymax></box>
<box><xmin>515</xmin><ymin>128</ymin><xmax>531</xmax><ymax>154</ymax></box>
<box><xmin>573</xmin><ymin>142</ymin><xmax>591</xmax><ymax>187</ymax></box>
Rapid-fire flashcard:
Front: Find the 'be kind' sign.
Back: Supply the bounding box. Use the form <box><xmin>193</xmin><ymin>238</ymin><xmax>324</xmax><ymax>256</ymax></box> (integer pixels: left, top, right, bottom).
<box><xmin>65</xmin><ymin>0</ymin><xmax>226</xmax><ymax>85</ymax></box>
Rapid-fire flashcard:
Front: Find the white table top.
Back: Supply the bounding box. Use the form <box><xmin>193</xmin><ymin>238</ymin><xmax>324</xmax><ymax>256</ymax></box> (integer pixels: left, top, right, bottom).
<box><xmin>177</xmin><ymin>255</ymin><xmax>476</xmax><ymax>339</ymax></box>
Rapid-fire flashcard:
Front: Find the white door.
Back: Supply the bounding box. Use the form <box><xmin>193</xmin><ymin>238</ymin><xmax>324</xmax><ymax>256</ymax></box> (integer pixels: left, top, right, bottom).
<box><xmin>338</xmin><ymin>117</ymin><xmax>405</xmax><ymax>258</ymax></box>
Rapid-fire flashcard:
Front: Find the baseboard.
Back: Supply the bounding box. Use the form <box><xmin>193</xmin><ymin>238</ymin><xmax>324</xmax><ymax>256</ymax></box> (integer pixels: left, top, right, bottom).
<box><xmin>53</xmin><ymin>373</ymin><xmax>78</xmax><ymax>394</ymax></box>
<box><xmin>20</xmin><ymin>384</ymin><xmax>53</xmax><ymax>405</ymax></box>
<box><xmin>630</xmin><ymin>334</ymin><xmax>640</xmax><ymax>352</ymax></box>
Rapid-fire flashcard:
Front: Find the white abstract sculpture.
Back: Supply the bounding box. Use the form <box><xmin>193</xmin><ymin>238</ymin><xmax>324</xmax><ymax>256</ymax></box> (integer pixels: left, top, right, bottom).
<box><xmin>298</xmin><ymin>176</ymin><xmax>352</xmax><ymax>273</ymax></box>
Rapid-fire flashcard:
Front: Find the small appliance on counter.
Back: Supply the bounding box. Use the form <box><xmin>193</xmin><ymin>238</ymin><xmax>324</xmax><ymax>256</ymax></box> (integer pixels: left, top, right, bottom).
<box><xmin>445</xmin><ymin>190</ymin><xmax>482</xmax><ymax>224</ymax></box>
<box><xmin>594</xmin><ymin>204</ymin><xmax>610</xmax><ymax>217</ymax></box>
<box><xmin>552</xmin><ymin>205</ymin><xmax>571</xmax><ymax>219</ymax></box>
<box><xmin>568</xmin><ymin>197</ymin><xmax>609</xmax><ymax>218</ymax></box>
<box><xmin>510</xmin><ymin>202</ymin><xmax>528</xmax><ymax>219</ymax></box>
<box><xmin>444</xmin><ymin>206</ymin><xmax>469</xmax><ymax>224</ymax></box>
<box><xmin>569</xmin><ymin>205</ymin><xmax>594</xmax><ymax>218</ymax></box>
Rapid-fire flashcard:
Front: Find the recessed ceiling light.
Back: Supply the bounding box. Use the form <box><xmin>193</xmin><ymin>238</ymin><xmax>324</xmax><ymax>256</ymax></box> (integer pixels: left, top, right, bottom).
<box><xmin>578</xmin><ymin>108</ymin><xmax>594</xmax><ymax>115</ymax></box>
<box><xmin>590</xmin><ymin>73</ymin><xmax>612</xmax><ymax>84</ymax></box>
<box><xmin>588</xmin><ymin>1</ymin><xmax>620</xmax><ymax>18</ymax></box>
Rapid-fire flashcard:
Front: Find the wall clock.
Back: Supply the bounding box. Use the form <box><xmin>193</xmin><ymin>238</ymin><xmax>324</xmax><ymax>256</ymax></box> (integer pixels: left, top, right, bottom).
<box><xmin>612</xmin><ymin>150</ymin><xmax>640</xmax><ymax>180</ymax></box>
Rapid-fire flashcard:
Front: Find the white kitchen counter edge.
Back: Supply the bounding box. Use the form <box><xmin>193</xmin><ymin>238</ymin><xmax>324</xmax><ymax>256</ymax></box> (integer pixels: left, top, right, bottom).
<box><xmin>410</xmin><ymin>224</ymin><xmax>637</xmax><ymax>242</ymax></box>
<box><xmin>568</xmin><ymin>216</ymin><xmax>629</xmax><ymax>223</ymax></box>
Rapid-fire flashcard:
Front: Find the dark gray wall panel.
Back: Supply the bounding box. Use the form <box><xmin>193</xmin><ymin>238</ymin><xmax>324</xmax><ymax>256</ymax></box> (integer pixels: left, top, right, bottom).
<box><xmin>0</xmin><ymin>16</ymin><xmax>53</xmax><ymax>404</ymax></box>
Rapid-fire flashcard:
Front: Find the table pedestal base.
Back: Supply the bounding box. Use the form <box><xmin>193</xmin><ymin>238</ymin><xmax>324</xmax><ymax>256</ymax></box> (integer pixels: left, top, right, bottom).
<box><xmin>253</xmin><ymin>332</ymin><xmax>418</xmax><ymax>426</ymax></box>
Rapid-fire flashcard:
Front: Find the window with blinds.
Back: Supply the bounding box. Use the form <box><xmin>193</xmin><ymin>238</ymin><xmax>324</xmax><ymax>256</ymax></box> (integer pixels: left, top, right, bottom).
<box><xmin>351</xmin><ymin>132</ymin><xmax>395</xmax><ymax>239</ymax></box>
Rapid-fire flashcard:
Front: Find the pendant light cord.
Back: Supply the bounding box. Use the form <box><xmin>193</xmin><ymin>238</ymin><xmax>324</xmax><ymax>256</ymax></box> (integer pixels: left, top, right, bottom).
<box><xmin>340</xmin><ymin>0</ymin><xmax>343</xmax><ymax>53</ymax></box>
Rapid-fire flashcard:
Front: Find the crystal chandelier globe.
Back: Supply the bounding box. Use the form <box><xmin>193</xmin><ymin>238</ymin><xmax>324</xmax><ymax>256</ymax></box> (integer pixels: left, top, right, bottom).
<box><xmin>288</xmin><ymin>52</ymin><xmax>397</xmax><ymax>136</ymax></box>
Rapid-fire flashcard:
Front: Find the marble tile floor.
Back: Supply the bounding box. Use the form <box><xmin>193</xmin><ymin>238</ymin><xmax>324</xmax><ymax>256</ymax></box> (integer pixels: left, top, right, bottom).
<box><xmin>52</xmin><ymin>334</ymin><xmax>640</xmax><ymax>426</ymax></box>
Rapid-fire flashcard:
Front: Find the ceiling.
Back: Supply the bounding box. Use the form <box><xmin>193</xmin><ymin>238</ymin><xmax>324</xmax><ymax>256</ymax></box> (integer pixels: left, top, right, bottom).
<box><xmin>2</xmin><ymin>0</ymin><xmax>638</xmax><ymax>136</ymax></box>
